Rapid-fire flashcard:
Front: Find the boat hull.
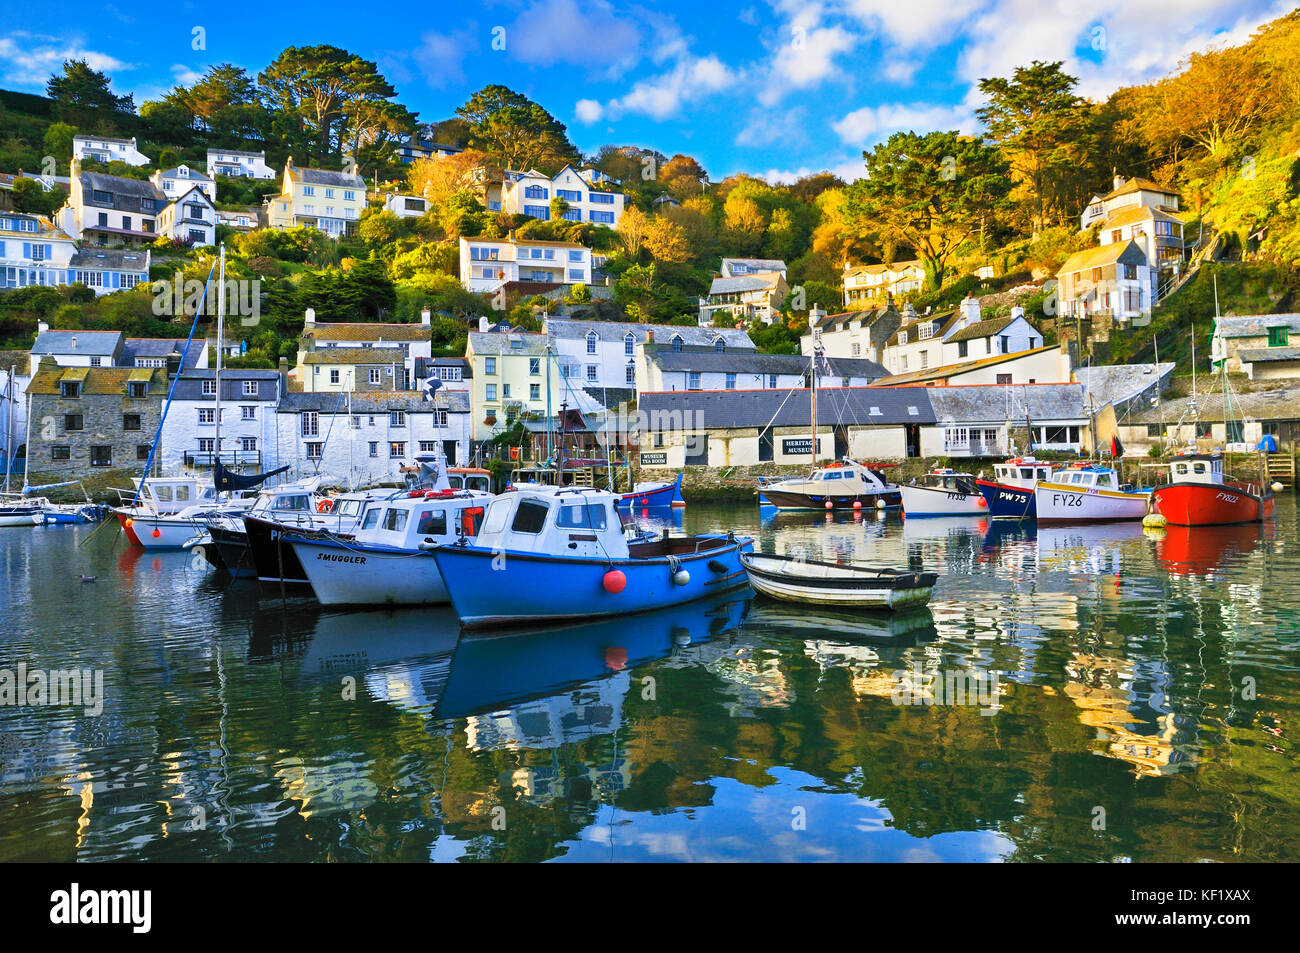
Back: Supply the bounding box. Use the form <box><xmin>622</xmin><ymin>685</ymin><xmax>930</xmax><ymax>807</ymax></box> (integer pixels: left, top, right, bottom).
<box><xmin>290</xmin><ymin>536</ymin><xmax>448</xmax><ymax>606</ymax></box>
<box><xmin>761</xmin><ymin>487</ymin><xmax>901</xmax><ymax>511</ymax></box>
<box><xmin>1034</xmin><ymin>484</ymin><xmax>1152</xmax><ymax>524</ymax></box>
<box><xmin>0</xmin><ymin>511</ymin><xmax>42</xmax><ymax>526</ymax></box>
<box><xmin>431</xmin><ymin>535</ymin><xmax>753</xmax><ymax>628</ymax></box>
<box><xmin>900</xmin><ymin>483</ymin><xmax>985</xmax><ymax>517</ymax></box>
<box><xmin>243</xmin><ymin>515</ymin><xmax>314</xmax><ymax>592</ymax></box>
<box><xmin>1152</xmin><ymin>481</ymin><xmax>1275</xmax><ymax>526</ymax></box>
<box><xmin>617</xmin><ymin>473</ymin><xmax>685</xmax><ymax>509</ymax></box>
<box><xmin>114</xmin><ymin>510</ymin><xmax>205</xmax><ymax>548</ymax></box>
<box><xmin>976</xmin><ymin>480</ymin><xmax>1036</xmax><ymax>520</ymax></box>
<box><xmin>741</xmin><ymin>556</ymin><xmax>935</xmax><ymax>609</ymax></box>
<box><xmin>205</xmin><ymin>522</ymin><xmax>258</xmax><ymax>578</ymax></box>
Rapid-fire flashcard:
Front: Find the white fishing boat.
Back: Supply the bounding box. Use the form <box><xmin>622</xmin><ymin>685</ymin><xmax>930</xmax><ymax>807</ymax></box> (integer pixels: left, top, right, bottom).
<box><xmin>900</xmin><ymin>468</ymin><xmax>985</xmax><ymax>517</ymax></box>
<box><xmin>0</xmin><ymin>498</ymin><xmax>43</xmax><ymax>526</ymax></box>
<box><xmin>740</xmin><ymin>552</ymin><xmax>937</xmax><ymax>609</ymax></box>
<box><xmin>286</xmin><ymin>489</ymin><xmax>494</xmax><ymax>606</ymax></box>
<box><xmin>1034</xmin><ymin>464</ymin><xmax>1151</xmax><ymax>524</ymax></box>
<box><xmin>112</xmin><ymin>475</ymin><xmax>229</xmax><ymax>548</ymax></box>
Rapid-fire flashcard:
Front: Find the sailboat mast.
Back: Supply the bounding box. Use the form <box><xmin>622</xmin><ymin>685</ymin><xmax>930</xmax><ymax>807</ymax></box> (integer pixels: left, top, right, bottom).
<box><xmin>810</xmin><ymin>342</ymin><xmax>819</xmax><ymax>463</ymax></box>
<box><xmin>4</xmin><ymin>365</ymin><xmax>12</xmax><ymax>495</ymax></box>
<box><xmin>215</xmin><ymin>245</ymin><xmax>225</xmax><ymax>490</ymax></box>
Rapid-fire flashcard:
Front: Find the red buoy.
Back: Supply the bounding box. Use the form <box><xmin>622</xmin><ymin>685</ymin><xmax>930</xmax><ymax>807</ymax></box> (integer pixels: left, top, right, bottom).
<box><xmin>825</xmin><ymin>500</ymin><xmax>833</xmax><ymax>510</ymax></box>
<box><xmin>603</xmin><ymin>569</ymin><xmax>627</xmax><ymax>593</ymax></box>
<box><xmin>152</xmin><ymin>528</ymin><xmax>161</xmax><ymax>538</ymax></box>
<box><xmin>977</xmin><ymin>497</ymin><xmax>988</xmax><ymax>508</ymax></box>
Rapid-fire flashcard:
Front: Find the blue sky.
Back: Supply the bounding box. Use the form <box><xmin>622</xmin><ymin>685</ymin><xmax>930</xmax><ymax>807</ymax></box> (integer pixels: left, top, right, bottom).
<box><xmin>2</xmin><ymin>0</ymin><xmax>1292</xmax><ymax>183</ymax></box>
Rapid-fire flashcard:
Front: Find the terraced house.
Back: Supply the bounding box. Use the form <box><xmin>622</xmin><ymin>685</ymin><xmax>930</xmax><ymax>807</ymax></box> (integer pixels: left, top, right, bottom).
<box><xmin>61</xmin><ymin>159</ymin><xmax>166</xmax><ymax>246</ymax></box>
<box><xmin>464</xmin><ymin>329</ymin><xmax>563</xmax><ymax>442</ymax></box>
<box><xmin>0</xmin><ymin>213</ymin><xmax>76</xmax><ymax>289</ymax></box>
<box><xmin>1211</xmin><ymin>312</ymin><xmax>1300</xmax><ymax>379</ymax></box>
<box><xmin>25</xmin><ymin>356</ymin><xmax>168</xmax><ymax>478</ymax></box>
<box><xmin>266</xmin><ymin>158</ymin><xmax>365</xmax><ymax>237</ymax></box>
<box><xmin>294</xmin><ymin>309</ymin><xmax>433</xmax><ymax>391</ymax></box>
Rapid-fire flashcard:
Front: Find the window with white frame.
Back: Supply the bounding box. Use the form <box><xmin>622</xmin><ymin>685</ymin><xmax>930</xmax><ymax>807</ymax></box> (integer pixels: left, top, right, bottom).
<box><xmin>241</xmin><ymin>406</ymin><xmax>255</xmax><ymax>420</ymax></box>
<box><xmin>586</xmin><ymin>331</ymin><xmax>598</xmax><ymax>354</ymax></box>
<box><xmin>202</xmin><ymin>379</ymin><xmax>216</xmax><ymax>395</ymax></box>
<box><xmin>242</xmin><ymin>381</ymin><xmax>257</xmax><ymax>396</ymax></box>
<box><xmin>301</xmin><ymin>411</ymin><xmax>319</xmax><ymax>437</ymax></box>
<box><xmin>368</xmin><ymin>368</ymin><xmax>381</xmax><ymax>385</ymax></box>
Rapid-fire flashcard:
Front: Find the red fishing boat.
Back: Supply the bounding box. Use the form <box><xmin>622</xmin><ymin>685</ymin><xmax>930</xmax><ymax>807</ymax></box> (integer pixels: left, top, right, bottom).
<box><xmin>1151</xmin><ymin>453</ymin><xmax>1274</xmax><ymax>526</ymax></box>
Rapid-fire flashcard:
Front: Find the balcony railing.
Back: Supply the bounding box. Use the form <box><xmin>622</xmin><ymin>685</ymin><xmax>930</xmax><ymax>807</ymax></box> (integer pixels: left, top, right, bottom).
<box><xmin>944</xmin><ymin>440</ymin><xmax>1003</xmax><ymax>457</ymax></box>
<box><xmin>184</xmin><ymin>450</ymin><xmax>262</xmax><ymax>468</ymax></box>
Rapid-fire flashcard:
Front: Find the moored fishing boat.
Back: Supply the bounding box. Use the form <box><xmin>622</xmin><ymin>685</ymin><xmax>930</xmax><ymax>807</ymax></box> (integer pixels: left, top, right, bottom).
<box><xmin>740</xmin><ymin>552</ymin><xmax>936</xmax><ymax>609</ymax></box>
<box><xmin>285</xmin><ymin>489</ymin><xmax>492</xmax><ymax>606</ymax></box>
<box><xmin>976</xmin><ymin>457</ymin><xmax>1057</xmax><ymax>520</ymax></box>
<box><xmin>1151</xmin><ymin>453</ymin><xmax>1274</xmax><ymax>525</ymax></box>
<box><xmin>113</xmin><ymin>475</ymin><xmax>228</xmax><ymax>548</ymax></box>
<box><xmin>431</xmin><ymin>486</ymin><xmax>752</xmax><ymax>628</ymax></box>
<box><xmin>900</xmin><ymin>468</ymin><xmax>984</xmax><ymax>517</ymax></box>
<box><xmin>1034</xmin><ymin>464</ymin><xmax>1152</xmax><ymax>524</ymax></box>
<box><xmin>0</xmin><ymin>498</ymin><xmax>43</xmax><ymax>526</ymax></box>
<box><xmin>760</xmin><ymin>459</ymin><xmax>901</xmax><ymax>511</ymax></box>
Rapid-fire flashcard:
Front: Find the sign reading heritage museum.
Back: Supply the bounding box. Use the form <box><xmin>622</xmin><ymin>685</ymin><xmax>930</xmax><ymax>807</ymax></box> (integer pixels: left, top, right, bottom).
<box><xmin>782</xmin><ymin>438</ymin><xmax>814</xmax><ymax>455</ymax></box>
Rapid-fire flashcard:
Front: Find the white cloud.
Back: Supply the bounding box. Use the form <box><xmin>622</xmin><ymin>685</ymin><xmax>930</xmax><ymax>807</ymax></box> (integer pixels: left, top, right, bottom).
<box><xmin>833</xmin><ymin>102</ymin><xmax>977</xmax><ymax>146</ymax></box>
<box><xmin>507</xmin><ymin>0</ymin><xmax>644</xmax><ymax>79</ymax></box>
<box><xmin>171</xmin><ymin>64</ymin><xmax>203</xmax><ymax>86</ymax></box>
<box><xmin>734</xmin><ymin>106</ymin><xmax>810</xmax><ymax>148</ymax></box>
<box><xmin>0</xmin><ymin>32</ymin><xmax>134</xmax><ymax>91</ymax></box>
<box><xmin>416</xmin><ymin>28</ymin><xmax>478</xmax><ymax>90</ymax></box>
<box><xmin>842</xmin><ymin>0</ymin><xmax>986</xmax><ymax>50</ymax></box>
<box><xmin>762</xmin><ymin>155</ymin><xmax>867</xmax><ymax>184</ymax></box>
<box><xmin>761</xmin><ymin>25</ymin><xmax>856</xmax><ymax>104</ymax></box>
<box><xmin>577</xmin><ymin>53</ymin><xmax>739</xmax><ymax>123</ymax></box>
<box><xmin>574</xmin><ymin>98</ymin><xmax>604</xmax><ymax>123</ymax></box>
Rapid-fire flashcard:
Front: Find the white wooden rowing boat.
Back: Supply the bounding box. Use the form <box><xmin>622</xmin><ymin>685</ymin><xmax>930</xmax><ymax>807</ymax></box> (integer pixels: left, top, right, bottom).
<box><xmin>740</xmin><ymin>552</ymin><xmax>936</xmax><ymax>609</ymax></box>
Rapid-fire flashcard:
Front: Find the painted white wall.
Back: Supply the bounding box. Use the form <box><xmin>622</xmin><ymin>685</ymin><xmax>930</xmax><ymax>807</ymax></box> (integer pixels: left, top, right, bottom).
<box><xmin>273</xmin><ymin>409</ymin><xmax>472</xmax><ymax>485</ymax></box>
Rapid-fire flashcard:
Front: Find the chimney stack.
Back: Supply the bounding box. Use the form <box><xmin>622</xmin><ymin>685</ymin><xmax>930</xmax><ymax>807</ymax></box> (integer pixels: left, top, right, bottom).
<box><xmin>38</xmin><ymin>320</ymin><xmax>49</xmax><ymax>335</ymax></box>
<box><xmin>278</xmin><ymin>356</ymin><xmax>289</xmax><ymax>395</ymax></box>
<box><xmin>165</xmin><ymin>349</ymin><xmax>181</xmax><ymax>378</ymax></box>
<box><xmin>1011</xmin><ymin>304</ymin><xmax>1025</xmax><ymax>322</ymax></box>
<box><xmin>1113</xmin><ymin>173</ymin><xmax>1125</xmax><ymax>191</ymax></box>
<box><xmin>902</xmin><ymin>302</ymin><xmax>917</xmax><ymax>322</ymax></box>
<box><xmin>304</xmin><ymin>307</ymin><xmax>315</xmax><ymax>327</ymax></box>
<box><xmin>808</xmin><ymin>303</ymin><xmax>827</xmax><ymax>328</ymax></box>
<box><xmin>479</xmin><ymin>316</ymin><xmax>489</xmax><ymax>333</ymax></box>
<box><xmin>646</xmin><ymin>329</ymin><xmax>655</xmax><ymax>344</ymax></box>
<box><xmin>420</xmin><ymin>307</ymin><xmax>431</xmax><ymax>328</ymax></box>
<box><xmin>960</xmin><ymin>295</ymin><xmax>981</xmax><ymax>328</ymax></box>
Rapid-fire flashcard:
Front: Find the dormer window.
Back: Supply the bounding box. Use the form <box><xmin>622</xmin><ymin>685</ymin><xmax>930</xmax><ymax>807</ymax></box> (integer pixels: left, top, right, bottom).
<box><xmin>714</xmin><ymin>338</ymin><xmax>725</xmax><ymax>352</ymax></box>
<box><xmin>671</xmin><ymin>335</ymin><xmax>684</xmax><ymax>353</ymax></box>
<box><xmin>624</xmin><ymin>333</ymin><xmax>635</xmax><ymax>356</ymax></box>
<box><xmin>129</xmin><ymin>381</ymin><xmax>147</xmax><ymax>398</ymax></box>
<box><xmin>586</xmin><ymin>331</ymin><xmax>598</xmax><ymax>354</ymax></box>
<box><xmin>61</xmin><ymin>381</ymin><xmax>81</xmax><ymax>398</ymax></box>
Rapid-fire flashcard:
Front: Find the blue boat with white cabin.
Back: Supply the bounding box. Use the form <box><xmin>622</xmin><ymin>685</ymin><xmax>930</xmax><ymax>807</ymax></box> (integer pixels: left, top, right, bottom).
<box><xmin>431</xmin><ymin>486</ymin><xmax>752</xmax><ymax>629</ymax></box>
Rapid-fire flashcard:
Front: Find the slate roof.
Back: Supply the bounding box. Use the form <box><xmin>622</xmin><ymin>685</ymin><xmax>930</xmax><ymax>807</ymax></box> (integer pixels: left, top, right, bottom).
<box><xmin>1104</xmin><ymin>177</ymin><xmax>1178</xmax><ymax>201</ymax></box>
<box><xmin>208</xmin><ymin>149</ymin><xmax>267</xmax><ymax>158</ymax></box>
<box><xmin>32</xmin><ymin>329</ymin><xmax>122</xmax><ymax>357</ymax></box>
<box><xmin>157</xmin><ymin>166</ymin><xmax>213</xmax><ymax>182</ymax></box>
<box><xmin>894</xmin><ymin>309</ymin><xmax>960</xmax><ymax>341</ymax></box>
<box><xmin>301</xmin><ymin>347</ymin><xmax>408</xmax><ymax>365</ymax></box>
<box><xmin>124</xmin><ymin>338</ymin><xmax>204</xmax><ymax>369</ymax></box>
<box><xmin>1238</xmin><ymin>346</ymin><xmax>1300</xmax><ymax>364</ymax></box>
<box><xmin>1126</xmin><ymin>387</ymin><xmax>1300</xmax><ymax>425</ymax></box>
<box><xmin>927</xmin><ymin>383</ymin><xmax>1088</xmax><ymax>425</ymax></box>
<box><xmin>647</xmin><ymin>347</ymin><xmax>888</xmax><ymax>380</ymax></box>
<box><xmin>288</xmin><ymin>166</ymin><xmax>365</xmax><ymax>189</ymax></box>
<box><xmin>873</xmin><ymin>345</ymin><xmax>1059</xmax><ymax>386</ymax></box>
<box><xmin>638</xmin><ymin>386</ymin><xmax>936</xmax><ymax>429</ymax></box>
<box><xmin>68</xmin><ymin>248</ymin><xmax>149</xmax><ymax>270</ymax></box>
<box><xmin>1074</xmin><ymin>362</ymin><xmax>1175</xmax><ymax>407</ymax></box>
<box><xmin>581</xmin><ymin>386</ymin><xmax>635</xmax><ymax>410</ymax></box>
<box><xmin>546</xmin><ymin>318</ymin><xmax>754</xmax><ymax>349</ymax></box>
<box><xmin>1056</xmin><ymin>241</ymin><xmax>1147</xmax><ymax>275</ymax></box>
<box><xmin>79</xmin><ymin>172</ymin><xmax>165</xmax><ymax>209</ymax></box>
<box><xmin>171</xmin><ymin>369</ymin><xmax>281</xmax><ymax>400</ymax></box>
<box><xmin>815</xmin><ymin>307</ymin><xmax>898</xmax><ymax>334</ymax></box>
<box><xmin>946</xmin><ymin>315</ymin><xmax>1018</xmax><ymax>344</ymax></box>
<box><xmin>467</xmin><ymin>331</ymin><xmax>549</xmax><ymax>356</ymax></box>
<box><xmin>28</xmin><ymin>362</ymin><xmax>167</xmax><ymax>396</ymax></box>
<box><xmin>306</xmin><ymin>322</ymin><xmax>430</xmax><ymax>342</ymax></box>
<box><xmin>708</xmin><ymin>273</ymin><xmax>783</xmax><ymax>296</ymax></box>
<box><xmin>722</xmin><ymin>258</ymin><xmax>787</xmax><ymax>273</ymax></box>
<box><xmin>1100</xmin><ymin>205</ymin><xmax>1183</xmax><ymax>230</ymax></box>
<box><xmin>276</xmin><ymin>390</ymin><xmax>470</xmax><ymax>413</ymax></box>
<box><xmin>1214</xmin><ymin>313</ymin><xmax>1300</xmax><ymax>338</ymax></box>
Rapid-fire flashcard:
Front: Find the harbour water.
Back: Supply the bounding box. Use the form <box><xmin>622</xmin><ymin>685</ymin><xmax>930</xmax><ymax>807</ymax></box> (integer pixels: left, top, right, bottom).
<box><xmin>1</xmin><ymin>501</ymin><xmax>1298</xmax><ymax>862</ymax></box>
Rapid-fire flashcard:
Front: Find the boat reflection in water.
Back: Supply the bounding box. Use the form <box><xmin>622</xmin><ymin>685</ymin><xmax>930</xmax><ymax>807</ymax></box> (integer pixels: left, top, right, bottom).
<box><xmin>1151</xmin><ymin>522</ymin><xmax>1274</xmax><ymax>576</ymax></box>
<box><xmin>747</xmin><ymin>601</ymin><xmax>937</xmax><ymax>646</ymax></box>
<box><xmin>1034</xmin><ymin>521</ymin><xmax>1147</xmax><ymax>575</ymax></box>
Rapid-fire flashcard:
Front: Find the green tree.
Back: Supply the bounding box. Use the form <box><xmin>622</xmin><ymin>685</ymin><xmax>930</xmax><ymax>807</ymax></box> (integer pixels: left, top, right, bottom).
<box><xmin>977</xmin><ymin>61</ymin><xmax>1086</xmax><ymax>231</ymax></box>
<box><xmin>456</xmin><ymin>85</ymin><xmax>579</xmax><ymax>173</ymax></box>
<box><xmin>42</xmin><ymin>123</ymin><xmax>76</xmax><ymax>167</ymax></box>
<box><xmin>843</xmin><ymin>130</ymin><xmax>1012</xmax><ymax>291</ymax></box>
<box><xmin>46</xmin><ymin>60</ymin><xmax>135</xmax><ymax>128</ymax></box>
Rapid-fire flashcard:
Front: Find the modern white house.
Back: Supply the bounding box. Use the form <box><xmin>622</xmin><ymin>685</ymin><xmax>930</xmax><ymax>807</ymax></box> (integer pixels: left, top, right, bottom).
<box><xmin>395</xmin><ymin>136</ymin><xmax>462</xmax><ymax>165</ymax></box>
<box><xmin>496</xmin><ymin>166</ymin><xmax>625</xmax><ymax>227</ymax></box>
<box><xmin>1055</xmin><ymin>241</ymin><xmax>1154</xmax><ymax>326</ymax></box>
<box><xmin>156</xmin><ymin>185</ymin><xmax>218</xmax><ymax>246</ymax></box>
<box><xmin>458</xmin><ymin>235</ymin><xmax>597</xmax><ymax>294</ymax></box>
<box><xmin>61</xmin><ymin>159</ymin><xmax>167</xmax><ymax>245</ymax></box>
<box><xmin>207</xmin><ymin>149</ymin><xmax>276</xmax><ymax>180</ymax></box>
<box><xmin>637</xmin><ymin>344</ymin><xmax>886</xmax><ymax>394</ymax></box>
<box><xmin>383</xmin><ymin>193</ymin><xmax>428</xmax><ymax>218</ymax></box>
<box><xmin>72</xmin><ymin>135</ymin><xmax>150</xmax><ymax>167</ymax></box>
<box><xmin>159</xmin><ymin>368</ymin><xmax>284</xmax><ymax>472</ymax></box>
<box><xmin>151</xmin><ymin>165</ymin><xmax>216</xmax><ymax>203</ymax></box>
<box><xmin>274</xmin><ymin>390</ymin><xmax>472</xmax><ymax>483</ymax></box>
<box><xmin>544</xmin><ymin>318</ymin><xmax>755</xmax><ymax>391</ymax></box>
<box><xmin>0</xmin><ymin>213</ymin><xmax>78</xmax><ymax>290</ymax></box>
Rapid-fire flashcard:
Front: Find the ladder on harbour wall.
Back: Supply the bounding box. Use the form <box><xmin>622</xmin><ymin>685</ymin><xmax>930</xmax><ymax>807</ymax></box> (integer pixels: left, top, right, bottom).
<box><xmin>1264</xmin><ymin>452</ymin><xmax>1296</xmax><ymax>488</ymax></box>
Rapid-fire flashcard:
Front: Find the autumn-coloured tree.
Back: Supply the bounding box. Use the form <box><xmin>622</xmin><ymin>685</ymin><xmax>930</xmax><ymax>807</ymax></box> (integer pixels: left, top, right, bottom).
<box><xmin>644</xmin><ymin>216</ymin><xmax>690</xmax><ymax>263</ymax></box>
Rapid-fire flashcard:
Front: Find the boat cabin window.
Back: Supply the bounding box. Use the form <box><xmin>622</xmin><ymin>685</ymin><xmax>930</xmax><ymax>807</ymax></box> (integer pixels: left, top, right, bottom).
<box><xmin>155</xmin><ymin>485</ymin><xmax>172</xmax><ymax>501</ymax></box>
<box><xmin>382</xmin><ymin>508</ymin><xmax>408</xmax><ymax>532</ymax></box>
<box><xmin>468</xmin><ymin>477</ymin><xmax>491</xmax><ymax>492</ymax></box>
<box><xmin>447</xmin><ymin>475</ymin><xmax>463</xmax><ymax>489</ymax></box>
<box><xmin>1020</xmin><ymin>468</ymin><xmax>1035</xmax><ymax>479</ymax></box>
<box><xmin>1194</xmin><ymin>462</ymin><xmax>1208</xmax><ymax>474</ymax></box>
<box><xmin>272</xmin><ymin>494</ymin><xmax>310</xmax><ymax>512</ymax></box>
<box><xmin>481</xmin><ymin>500</ymin><xmax>511</xmax><ymax>536</ymax></box>
<box><xmin>556</xmin><ymin>501</ymin><xmax>609</xmax><ymax>530</ymax></box>
<box><xmin>416</xmin><ymin>509</ymin><xmax>447</xmax><ymax>535</ymax></box>
<box><xmin>360</xmin><ymin>508</ymin><xmax>383</xmax><ymax>531</ymax></box>
<box><xmin>336</xmin><ymin>499</ymin><xmax>363</xmax><ymax>518</ymax></box>
<box><xmin>822</xmin><ymin>471</ymin><xmax>843</xmax><ymax>480</ymax></box>
<box><xmin>460</xmin><ymin>506</ymin><xmax>485</xmax><ymax>537</ymax></box>
<box><xmin>511</xmin><ymin>500</ymin><xmax>550</xmax><ymax>534</ymax></box>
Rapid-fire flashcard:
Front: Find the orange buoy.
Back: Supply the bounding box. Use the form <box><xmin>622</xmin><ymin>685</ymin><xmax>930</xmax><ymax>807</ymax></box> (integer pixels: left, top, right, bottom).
<box><xmin>853</xmin><ymin>500</ymin><xmax>862</xmax><ymax>510</ymax></box>
<box><xmin>825</xmin><ymin>500</ymin><xmax>833</xmax><ymax>510</ymax></box>
<box><xmin>152</xmin><ymin>528</ymin><xmax>161</xmax><ymax>538</ymax></box>
<box><xmin>124</xmin><ymin>517</ymin><xmax>134</xmax><ymax>528</ymax></box>
<box><xmin>977</xmin><ymin>497</ymin><xmax>988</xmax><ymax>508</ymax></box>
<box><xmin>602</xmin><ymin>569</ymin><xmax>627</xmax><ymax>593</ymax></box>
